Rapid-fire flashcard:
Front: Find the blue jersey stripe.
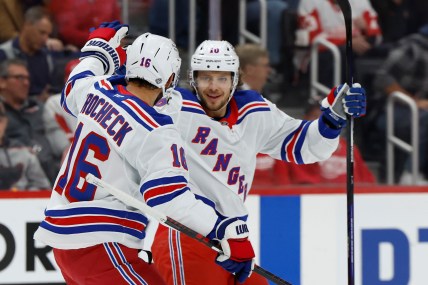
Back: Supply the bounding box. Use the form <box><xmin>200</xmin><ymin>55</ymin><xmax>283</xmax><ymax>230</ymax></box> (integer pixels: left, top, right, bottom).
<box><xmin>141</xmin><ymin>176</ymin><xmax>188</xmax><ymax>192</ymax></box>
<box><xmin>45</xmin><ymin>207</ymin><xmax>148</xmax><ymax>224</ymax></box>
<box><xmin>182</xmin><ymin>106</ymin><xmax>206</xmax><ymax>115</ymax></box>
<box><xmin>236</xmin><ymin>107</ymin><xmax>270</xmax><ymax>124</ymax></box>
<box><xmin>92</xmin><ymin>82</ymin><xmax>173</xmax><ymax>132</ymax></box>
<box><xmin>39</xmin><ymin>221</ymin><xmax>146</xmax><ymax>239</ymax></box>
<box><xmin>62</xmin><ymin>70</ymin><xmax>95</xmax><ymax>117</ymax></box>
<box><xmin>146</xmin><ymin>188</ymin><xmax>189</xmax><ymax>207</ymax></box>
<box><xmin>281</xmin><ymin>121</ymin><xmax>306</xmax><ymax>162</ymax></box>
<box><xmin>294</xmin><ymin>120</ymin><xmax>312</xmax><ymax>164</ymax></box>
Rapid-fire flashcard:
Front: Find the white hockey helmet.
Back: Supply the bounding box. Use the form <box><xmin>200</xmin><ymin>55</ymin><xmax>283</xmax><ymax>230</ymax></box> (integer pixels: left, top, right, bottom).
<box><xmin>189</xmin><ymin>40</ymin><xmax>239</xmax><ymax>95</ymax></box>
<box><xmin>126</xmin><ymin>33</ymin><xmax>181</xmax><ymax>92</ymax></box>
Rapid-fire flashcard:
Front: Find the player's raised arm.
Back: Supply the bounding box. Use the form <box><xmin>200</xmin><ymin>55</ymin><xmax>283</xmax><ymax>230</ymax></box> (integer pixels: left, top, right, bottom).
<box><xmin>60</xmin><ymin>21</ymin><xmax>128</xmax><ymax>118</ymax></box>
<box><xmin>78</xmin><ymin>20</ymin><xmax>128</xmax><ymax>76</ymax></box>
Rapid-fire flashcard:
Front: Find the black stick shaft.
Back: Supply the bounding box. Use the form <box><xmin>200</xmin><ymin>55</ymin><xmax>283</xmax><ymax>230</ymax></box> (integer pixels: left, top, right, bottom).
<box><xmin>86</xmin><ymin>174</ymin><xmax>292</xmax><ymax>285</ymax></box>
<box><xmin>335</xmin><ymin>0</ymin><xmax>355</xmax><ymax>284</ymax></box>
<box><xmin>164</xmin><ymin>217</ymin><xmax>292</xmax><ymax>285</ymax></box>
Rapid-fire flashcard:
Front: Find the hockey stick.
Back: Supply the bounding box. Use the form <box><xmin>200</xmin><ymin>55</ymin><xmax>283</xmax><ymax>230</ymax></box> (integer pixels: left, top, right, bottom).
<box><xmin>335</xmin><ymin>1</ymin><xmax>355</xmax><ymax>285</ymax></box>
<box><xmin>85</xmin><ymin>174</ymin><xmax>292</xmax><ymax>285</ymax></box>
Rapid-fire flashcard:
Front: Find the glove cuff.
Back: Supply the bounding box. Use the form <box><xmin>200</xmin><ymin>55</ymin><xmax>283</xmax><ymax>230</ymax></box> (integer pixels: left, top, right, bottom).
<box><xmin>319</xmin><ymin>111</ymin><xmax>345</xmax><ymax>138</ymax></box>
<box><xmin>81</xmin><ymin>38</ymin><xmax>125</xmax><ymax>74</ymax></box>
<box><xmin>216</xmin><ymin>218</ymin><xmax>248</xmax><ymax>240</ymax></box>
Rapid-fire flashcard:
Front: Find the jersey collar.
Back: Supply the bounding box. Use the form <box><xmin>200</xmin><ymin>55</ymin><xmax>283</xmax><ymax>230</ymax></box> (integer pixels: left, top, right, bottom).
<box><xmin>217</xmin><ymin>98</ymin><xmax>238</xmax><ymax>128</ymax></box>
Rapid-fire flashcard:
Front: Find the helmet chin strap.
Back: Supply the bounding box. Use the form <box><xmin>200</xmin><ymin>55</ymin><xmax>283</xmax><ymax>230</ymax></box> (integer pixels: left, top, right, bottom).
<box><xmin>158</xmin><ymin>73</ymin><xmax>178</xmax><ymax>104</ymax></box>
<box><xmin>227</xmin><ymin>87</ymin><xmax>236</xmax><ymax>104</ymax></box>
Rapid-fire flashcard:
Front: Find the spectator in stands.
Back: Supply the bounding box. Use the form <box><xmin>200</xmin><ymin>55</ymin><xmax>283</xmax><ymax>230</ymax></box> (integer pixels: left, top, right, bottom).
<box><xmin>0</xmin><ymin>1</ymin><xmax>64</xmax><ymax>47</ymax></box>
<box><xmin>236</xmin><ymin>43</ymin><xmax>285</xmax><ymax>104</ymax></box>
<box><xmin>0</xmin><ymin>58</ymin><xmax>60</xmax><ymax>184</ymax></box>
<box><xmin>0</xmin><ymin>99</ymin><xmax>51</xmax><ymax>191</ymax></box>
<box><xmin>371</xmin><ymin>22</ymin><xmax>428</xmax><ymax>184</ymax></box>
<box><xmin>0</xmin><ymin>6</ymin><xmax>64</xmax><ymax>101</ymax></box>
<box><xmin>294</xmin><ymin>0</ymin><xmax>383</xmax><ymax>88</ymax></box>
<box><xmin>235</xmin><ymin>43</ymin><xmax>272</xmax><ymax>93</ymax></box>
<box><xmin>43</xmin><ymin>59</ymin><xmax>79</xmax><ymax>161</ymax></box>
<box><xmin>286</xmin><ymin>102</ymin><xmax>376</xmax><ymax>185</ymax></box>
<box><xmin>48</xmin><ymin>0</ymin><xmax>121</xmax><ymax>49</ymax></box>
<box><xmin>245</xmin><ymin>0</ymin><xmax>289</xmax><ymax>70</ymax></box>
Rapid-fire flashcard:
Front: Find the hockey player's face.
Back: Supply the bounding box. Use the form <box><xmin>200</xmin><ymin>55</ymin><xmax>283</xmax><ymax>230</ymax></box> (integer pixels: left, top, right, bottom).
<box><xmin>195</xmin><ymin>71</ymin><xmax>232</xmax><ymax>118</ymax></box>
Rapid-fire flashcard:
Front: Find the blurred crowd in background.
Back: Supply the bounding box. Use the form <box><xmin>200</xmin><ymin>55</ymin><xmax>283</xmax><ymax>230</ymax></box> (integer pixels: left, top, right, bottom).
<box><xmin>0</xmin><ymin>0</ymin><xmax>427</xmax><ymax>191</ymax></box>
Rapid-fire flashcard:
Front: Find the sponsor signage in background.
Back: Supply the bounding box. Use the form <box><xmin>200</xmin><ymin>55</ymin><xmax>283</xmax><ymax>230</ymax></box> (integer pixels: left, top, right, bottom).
<box><xmin>1</xmin><ymin>188</ymin><xmax>428</xmax><ymax>285</ymax></box>
<box><xmin>257</xmin><ymin>188</ymin><xmax>428</xmax><ymax>285</ymax></box>
<box><xmin>0</xmin><ymin>196</ymin><xmax>64</xmax><ymax>284</ymax></box>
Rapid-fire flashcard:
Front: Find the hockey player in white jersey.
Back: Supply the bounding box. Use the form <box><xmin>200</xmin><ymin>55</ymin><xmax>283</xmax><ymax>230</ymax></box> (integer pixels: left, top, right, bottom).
<box><xmin>151</xmin><ymin>40</ymin><xmax>367</xmax><ymax>284</ymax></box>
<box><xmin>34</xmin><ymin>22</ymin><xmax>256</xmax><ymax>285</ymax></box>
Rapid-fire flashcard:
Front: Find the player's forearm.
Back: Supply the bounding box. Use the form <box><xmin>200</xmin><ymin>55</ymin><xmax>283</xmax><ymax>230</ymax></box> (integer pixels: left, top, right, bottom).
<box><xmin>154</xmin><ymin>191</ymin><xmax>219</xmax><ymax>236</ymax></box>
<box><xmin>71</xmin><ymin>58</ymin><xmax>104</xmax><ymax>78</ymax></box>
<box><xmin>303</xmin><ymin>121</ymin><xmax>340</xmax><ymax>163</ymax></box>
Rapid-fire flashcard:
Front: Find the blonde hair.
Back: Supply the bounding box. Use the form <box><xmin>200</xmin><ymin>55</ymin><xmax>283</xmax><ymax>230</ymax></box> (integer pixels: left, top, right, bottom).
<box><xmin>235</xmin><ymin>44</ymin><xmax>269</xmax><ymax>69</ymax></box>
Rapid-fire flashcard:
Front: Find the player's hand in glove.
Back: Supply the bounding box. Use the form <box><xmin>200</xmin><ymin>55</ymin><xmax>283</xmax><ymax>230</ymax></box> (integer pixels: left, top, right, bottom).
<box><xmin>213</xmin><ymin>218</ymin><xmax>255</xmax><ymax>283</ymax></box>
<box><xmin>81</xmin><ymin>20</ymin><xmax>129</xmax><ymax>75</ymax></box>
<box><xmin>321</xmin><ymin>83</ymin><xmax>366</xmax><ymax>129</ymax></box>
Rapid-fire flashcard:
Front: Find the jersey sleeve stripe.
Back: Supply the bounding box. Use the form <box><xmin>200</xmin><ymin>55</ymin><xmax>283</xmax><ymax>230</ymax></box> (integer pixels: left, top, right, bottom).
<box><xmin>237</xmin><ymin>107</ymin><xmax>271</xmax><ymax>124</ymax></box>
<box><xmin>182</xmin><ymin>100</ymin><xmax>206</xmax><ymax>114</ymax></box>
<box><xmin>293</xmin><ymin>120</ymin><xmax>312</xmax><ymax>164</ymax></box>
<box><xmin>141</xmin><ymin>176</ymin><xmax>189</xmax><ymax>207</ymax></box>
<box><xmin>39</xmin><ymin>221</ymin><xmax>145</xmax><ymax>239</ymax></box>
<box><xmin>40</xmin><ymin>206</ymin><xmax>148</xmax><ymax>239</ymax></box>
<box><xmin>144</xmin><ymin>188</ymin><xmax>189</xmax><ymax>208</ymax></box>
<box><xmin>44</xmin><ymin>206</ymin><xmax>148</xmax><ymax>221</ymax></box>
<box><xmin>61</xmin><ymin>70</ymin><xmax>95</xmax><ymax>117</ymax></box>
<box><xmin>183</xmin><ymin>100</ymin><xmax>203</xmax><ymax>109</ymax></box>
<box><xmin>123</xmin><ymin>99</ymin><xmax>160</xmax><ymax>129</ymax></box>
<box><xmin>44</xmin><ymin>215</ymin><xmax>145</xmax><ymax>230</ymax></box>
<box><xmin>238</xmin><ymin>102</ymin><xmax>270</xmax><ymax>117</ymax></box>
<box><xmin>141</xmin><ymin>175</ymin><xmax>188</xmax><ymax>189</ymax></box>
<box><xmin>281</xmin><ymin>120</ymin><xmax>311</xmax><ymax>163</ymax></box>
<box><xmin>237</xmin><ymin>102</ymin><xmax>270</xmax><ymax>124</ymax></box>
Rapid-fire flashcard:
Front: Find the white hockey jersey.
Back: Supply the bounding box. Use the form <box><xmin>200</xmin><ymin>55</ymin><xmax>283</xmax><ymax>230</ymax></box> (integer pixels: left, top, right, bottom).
<box><xmin>156</xmin><ymin>88</ymin><xmax>340</xmax><ymax>218</ymax></box>
<box><xmin>34</xmin><ymin>59</ymin><xmax>219</xmax><ymax>249</ymax></box>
